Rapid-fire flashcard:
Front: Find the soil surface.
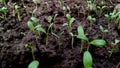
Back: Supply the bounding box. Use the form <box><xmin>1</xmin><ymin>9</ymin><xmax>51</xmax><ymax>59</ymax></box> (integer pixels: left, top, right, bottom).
<box><xmin>0</xmin><ymin>0</ymin><xmax>120</xmax><ymax>68</ymax></box>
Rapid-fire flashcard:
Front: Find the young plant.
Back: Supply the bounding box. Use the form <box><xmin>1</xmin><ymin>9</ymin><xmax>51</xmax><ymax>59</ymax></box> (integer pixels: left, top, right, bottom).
<box><xmin>99</xmin><ymin>25</ymin><xmax>109</xmax><ymax>39</ymax></box>
<box><xmin>27</xmin><ymin>17</ymin><xmax>46</xmax><ymax>45</ymax></box>
<box><xmin>87</xmin><ymin>15</ymin><xmax>96</xmax><ymax>29</ymax></box>
<box><xmin>86</xmin><ymin>0</ymin><xmax>96</xmax><ymax>15</ymax></box>
<box><xmin>25</xmin><ymin>44</ymin><xmax>39</xmax><ymax>68</ymax></box>
<box><xmin>75</xmin><ymin>4</ymin><xmax>80</xmax><ymax>17</ymax></box>
<box><xmin>53</xmin><ymin>14</ymin><xmax>58</xmax><ymax>31</ymax></box>
<box><xmin>15</xmin><ymin>5</ymin><xmax>21</xmax><ymax>21</ymax></box>
<box><xmin>0</xmin><ymin>7</ymin><xmax>7</xmax><ymax>19</ymax></box>
<box><xmin>114</xmin><ymin>12</ymin><xmax>120</xmax><ymax>29</ymax></box>
<box><xmin>69</xmin><ymin>32</ymin><xmax>76</xmax><ymax>49</ymax></box>
<box><xmin>77</xmin><ymin>26</ymin><xmax>106</xmax><ymax>68</ymax></box>
<box><xmin>32</xmin><ymin>0</ymin><xmax>40</xmax><ymax>16</ymax></box>
<box><xmin>108</xmin><ymin>39</ymin><xmax>120</xmax><ymax>57</ymax></box>
<box><xmin>63</xmin><ymin>14</ymin><xmax>75</xmax><ymax>33</ymax></box>
<box><xmin>97</xmin><ymin>5</ymin><xmax>107</xmax><ymax>17</ymax></box>
<box><xmin>104</xmin><ymin>11</ymin><xmax>118</xmax><ymax>29</ymax></box>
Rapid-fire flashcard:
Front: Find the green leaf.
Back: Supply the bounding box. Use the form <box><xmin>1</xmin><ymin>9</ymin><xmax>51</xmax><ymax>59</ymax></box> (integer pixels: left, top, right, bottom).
<box><xmin>47</xmin><ymin>16</ymin><xmax>53</xmax><ymax>23</ymax></box>
<box><xmin>27</xmin><ymin>21</ymin><xmax>35</xmax><ymax>31</ymax></box>
<box><xmin>62</xmin><ymin>6</ymin><xmax>66</xmax><ymax>10</ymax></box>
<box><xmin>35</xmin><ymin>25</ymin><xmax>46</xmax><ymax>33</ymax></box>
<box><xmin>62</xmin><ymin>23</ymin><xmax>68</xmax><ymax>26</ymax></box>
<box><xmin>83</xmin><ymin>51</ymin><xmax>92</xmax><ymax>68</ymax></box>
<box><xmin>31</xmin><ymin>17</ymin><xmax>39</xmax><ymax>23</ymax></box>
<box><xmin>115</xmin><ymin>39</ymin><xmax>120</xmax><ymax>44</ymax></box>
<box><xmin>103</xmin><ymin>30</ymin><xmax>109</xmax><ymax>32</ymax></box>
<box><xmin>77</xmin><ymin>34</ymin><xmax>88</xmax><ymax>41</ymax></box>
<box><xmin>0</xmin><ymin>7</ymin><xmax>7</xmax><ymax>13</ymax></box>
<box><xmin>90</xmin><ymin>39</ymin><xmax>106</xmax><ymax>47</ymax></box>
<box><xmin>33</xmin><ymin>0</ymin><xmax>40</xmax><ymax>4</ymax></box>
<box><xmin>77</xmin><ymin>26</ymin><xmax>84</xmax><ymax>35</ymax></box>
<box><xmin>66</xmin><ymin>14</ymin><xmax>71</xmax><ymax>21</ymax></box>
<box><xmin>69</xmin><ymin>17</ymin><xmax>75</xmax><ymax>25</ymax></box>
<box><xmin>28</xmin><ymin>60</ymin><xmax>39</xmax><ymax>68</ymax></box>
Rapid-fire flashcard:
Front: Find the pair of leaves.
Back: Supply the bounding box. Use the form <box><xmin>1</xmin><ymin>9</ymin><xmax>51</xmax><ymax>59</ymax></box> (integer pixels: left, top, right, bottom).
<box><xmin>27</xmin><ymin>17</ymin><xmax>46</xmax><ymax>33</ymax></box>
<box><xmin>99</xmin><ymin>25</ymin><xmax>109</xmax><ymax>33</ymax></box>
<box><xmin>77</xmin><ymin>26</ymin><xmax>106</xmax><ymax>47</ymax></box>
<box><xmin>66</xmin><ymin>14</ymin><xmax>75</xmax><ymax>25</ymax></box>
<box><xmin>28</xmin><ymin>60</ymin><xmax>39</xmax><ymax>68</ymax></box>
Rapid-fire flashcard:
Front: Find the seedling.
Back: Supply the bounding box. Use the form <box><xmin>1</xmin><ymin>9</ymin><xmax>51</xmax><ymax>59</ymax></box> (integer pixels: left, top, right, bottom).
<box><xmin>114</xmin><ymin>12</ymin><xmax>120</xmax><ymax>29</ymax></box>
<box><xmin>27</xmin><ymin>17</ymin><xmax>46</xmax><ymax>45</ymax></box>
<box><xmin>86</xmin><ymin>0</ymin><xmax>96</xmax><ymax>15</ymax></box>
<box><xmin>77</xmin><ymin>26</ymin><xmax>106</xmax><ymax>68</ymax></box>
<box><xmin>108</xmin><ymin>39</ymin><xmax>120</xmax><ymax>57</ymax></box>
<box><xmin>53</xmin><ymin>14</ymin><xmax>58</xmax><ymax>30</ymax></box>
<box><xmin>32</xmin><ymin>0</ymin><xmax>40</xmax><ymax>16</ymax></box>
<box><xmin>99</xmin><ymin>25</ymin><xmax>109</xmax><ymax>39</ymax></box>
<box><xmin>97</xmin><ymin>5</ymin><xmax>107</xmax><ymax>17</ymax></box>
<box><xmin>0</xmin><ymin>7</ymin><xmax>7</xmax><ymax>19</ymax></box>
<box><xmin>104</xmin><ymin>11</ymin><xmax>118</xmax><ymax>29</ymax></box>
<box><xmin>77</xmin><ymin>26</ymin><xmax>106</xmax><ymax>51</ymax></box>
<box><xmin>69</xmin><ymin>32</ymin><xmax>76</xmax><ymax>49</ymax></box>
<box><xmin>25</xmin><ymin>44</ymin><xmax>39</xmax><ymax>68</ymax></box>
<box><xmin>15</xmin><ymin>5</ymin><xmax>21</xmax><ymax>21</ymax></box>
<box><xmin>75</xmin><ymin>4</ymin><xmax>80</xmax><ymax>17</ymax></box>
<box><xmin>87</xmin><ymin>15</ymin><xmax>96</xmax><ymax>29</ymax></box>
<box><xmin>63</xmin><ymin>14</ymin><xmax>75</xmax><ymax>33</ymax></box>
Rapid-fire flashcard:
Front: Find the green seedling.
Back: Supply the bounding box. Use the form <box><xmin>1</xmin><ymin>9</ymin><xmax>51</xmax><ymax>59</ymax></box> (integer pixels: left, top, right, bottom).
<box><xmin>86</xmin><ymin>0</ymin><xmax>96</xmax><ymax>14</ymax></box>
<box><xmin>104</xmin><ymin>11</ymin><xmax>119</xmax><ymax>29</ymax></box>
<box><xmin>15</xmin><ymin>5</ymin><xmax>21</xmax><ymax>21</ymax></box>
<box><xmin>77</xmin><ymin>26</ymin><xmax>106</xmax><ymax>68</ymax></box>
<box><xmin>63</xmin><ymin>14</ymin><xmax>75</xmax><ymax>33</ymax></box>
<box><xmin>83</xmin><ymin>51</ymin><xmax>92</xmax><ymax>68</ymax></box>
<box><xmin>99</xmin><ymin>25</ymin><xmax>109</xmax><ymax>39</ymax></box>
<box><xmin>77</xmin><ymin>26</ymin><xmax>107</xmax><ymax>50</ymax></box>
<box><xmin>66</xmin><ymin>6</ymin><xmax>71</xmax><ymax>14</ymax></box>
<box><xmin>27</xmin><ymin>17</ymin><xmax>46</xmax><ymax>45</ymax></box>
<box><xmin>0</xmin><ymin>7</ymin><xmax>7</xmax><ymax>19</ymax></box>
<box><xmin>75</xmin><ymin>4</ymin><xmax>80</xmax><ymax>17</ymax></box>
<box><xmin>32</xmin><ymin>0</ymin><xmax>40</xmax><ymax>16</ymax></box>
<box><xmin>0</xmin><ymin>0</ymin><xmax>7</xmax><ymax>7</ymax></box>
<box><xmin>114</xmin><ymin>12</ymin><xmax>120</xmax><ymax>29</ymax></box>
<box><xmin>87</xmin><ymin>15</ymin><xmax>96</xmax><ymax>29</ymax></box>
<box><xmin>69</xmin><ymin>32</ymin><xmax>76</xmax><ymax>49</ymax></box>
<box><xmin>97</xmin><ymin>5</ymin><xmax>107</xmax><ymax>17</ymax></box>
<box><xmin>53</xmin><ymin>14</ymin><xmax>58</xmax><ymax>30</ymax></box>
<box><xmin>25</xmin><ymin>44</ymin><xmax>39</xmax><ymax>68</ymax></box>
<box><xmin>108</xmin><ymin>39</ymin><xmax>120</xmax><ymax>57</ymax></box>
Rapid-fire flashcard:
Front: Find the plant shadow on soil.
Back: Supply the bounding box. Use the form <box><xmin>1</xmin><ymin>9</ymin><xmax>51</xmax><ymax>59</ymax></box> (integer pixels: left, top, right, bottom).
<box><xmin>0</xmin><ymin>0</ymin><xmax>120</xmax><ymax>68</ymax></box>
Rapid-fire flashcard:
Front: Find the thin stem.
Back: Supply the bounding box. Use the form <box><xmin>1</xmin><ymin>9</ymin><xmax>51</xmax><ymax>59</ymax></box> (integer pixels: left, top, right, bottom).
<box><xmin>46</xmin><ymin>33</ymin><xmax>48</xmax><ymax>45</ymax></box>
<box><xmin>87</xmin><ymin>40</ymin><xmax>90</xmax><ymax>51</ymax></box>
<box><xmin>80</xmin><ymin>40</ymin><xmax>84</xmax><ymax>53</ymax></box>
<box><xmin>31</xmin><ymin>48</ymin><xmax>35</xmax><ymax>60</ymax></box>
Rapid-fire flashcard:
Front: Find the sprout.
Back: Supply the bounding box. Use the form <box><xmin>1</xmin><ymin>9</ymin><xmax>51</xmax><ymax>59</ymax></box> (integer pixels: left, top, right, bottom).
<box><xmin>99</xmin><ymin>25</ymin><xmax>109</xmax><ymax>39</ymax></box>
<box><xmin>32</xmin><ymin>0</ymin><xmax>40</xmax><ymax>16</ymax></box>
<box><xmin>87</xmin><ymin>15</ymin><xmax>96</xmax><ymax>29</ymax></box>
<box><xmin>15</xmin><ymin>5</ymin><xmax>21</xmax><ymax>21</ymax></box>
<box><xmin>0</xmin><ymin>7</ymin><xmax>7</xmax><ymax>19</ymax></box>
<box><xmin>75</xmin><ymin>4</ymin><xmax>80</xmax><ymax>17</ymax></box>
<box><xmin>69</xmin><ymin>32</ymin><xmax>76</xmax><ymax>49</ymax></box>
<box><xmin>109</xmin><ymin>39</ymin><xmax>120</xmax><ymax>57</ymax></box>
<box><xmin>63</xmin><ymin>14</ymin><xmax>75</xmax><ymax>33</ymax></box>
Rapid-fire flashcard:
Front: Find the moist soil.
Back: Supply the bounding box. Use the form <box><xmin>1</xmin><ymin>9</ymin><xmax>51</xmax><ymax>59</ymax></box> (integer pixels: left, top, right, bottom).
<box><xmin>0</xmin><ymin>0</ymin><xmax>120</xmax><ymax>68</ymax></box>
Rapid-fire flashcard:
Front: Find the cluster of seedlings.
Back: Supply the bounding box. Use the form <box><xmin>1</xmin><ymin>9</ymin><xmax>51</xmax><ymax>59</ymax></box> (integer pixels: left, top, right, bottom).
<box><xmin>1</xmin><ymin>0</ymin><xmax>120</xmax><ymax>68</ymax></box>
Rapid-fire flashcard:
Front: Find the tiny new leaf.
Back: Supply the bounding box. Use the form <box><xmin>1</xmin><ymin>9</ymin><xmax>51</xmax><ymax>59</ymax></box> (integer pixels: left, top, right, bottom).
<box><xmin>83</xmin><ymin>51</ymin><xmax>92</xmax><ymax>68</ymax></box>
<box><xmin>31</xmin><ymin>17</ymin><xmax>39</xmax><ymax>23</ymax></box>
<box><xmin>35</xmin><ymin>25</ymin><xmax>46</xmax><ymax>34</ymax></box>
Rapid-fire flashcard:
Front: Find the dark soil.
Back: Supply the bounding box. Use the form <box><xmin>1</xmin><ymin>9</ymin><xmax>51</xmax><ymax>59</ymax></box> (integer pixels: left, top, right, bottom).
<box><xmin>0</xmin><ymin>0</ymin><xmax>120</xmax><ymax>68</ymax></box>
